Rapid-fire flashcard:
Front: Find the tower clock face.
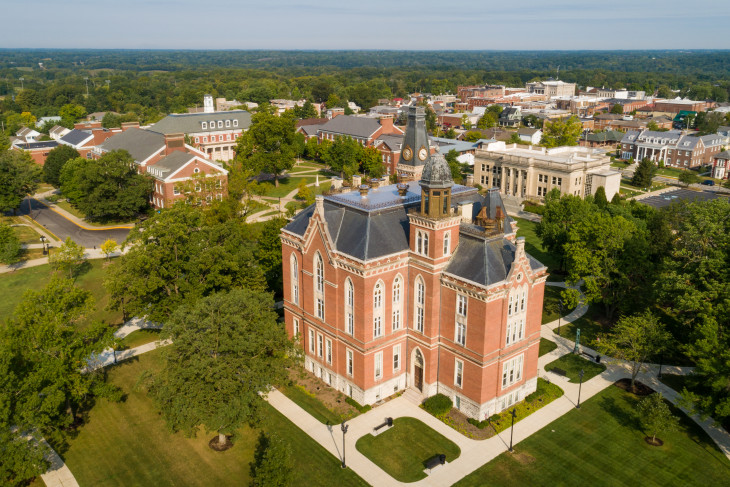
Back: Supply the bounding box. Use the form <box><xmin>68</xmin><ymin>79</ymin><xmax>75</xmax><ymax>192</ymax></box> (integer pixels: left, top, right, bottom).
<box><xmin>418</xmin><ymin>146</ymin><xmax>428</xmax><ymax>161</ymax></box>
<box><xmin>402</xmin><ymin>145</ymin><xmax>413</xmax><ymax>161</ymax></box>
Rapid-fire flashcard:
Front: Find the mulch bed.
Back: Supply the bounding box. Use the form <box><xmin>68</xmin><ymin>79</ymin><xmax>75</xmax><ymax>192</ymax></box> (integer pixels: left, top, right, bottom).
<box><xmin>287</xmin><ymin>367</ymin><xmax>360</xmax><ymax>418</ymax></box>
<box><xmin>644</xmin><ymin>436</ymin><xmax>664</xmax><ymax>446</ymax></box>
<box><xmin>208</xmin><ymin>435</ymin><xmax>233</xmax><ymax>451</ymax></box>
<box><xmin>614</xmin><ymin>378</ymin><xmax>654</xmax><ymax>396</ymax></box>
<box><xmin>443</xmin><ymin>409</ymin><xmax>496</xmax><ymax>440</ymax></box>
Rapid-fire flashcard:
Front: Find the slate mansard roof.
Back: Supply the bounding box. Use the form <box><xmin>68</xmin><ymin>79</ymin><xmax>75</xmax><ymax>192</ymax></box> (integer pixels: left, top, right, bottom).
<box><xmin>149</xmin><ymin>110</ymin><xmax>251</xmax><ymax>135</ymax></box>
<box><xmin>283</xmin><ymin>183</ymin><xmax>544</xmax><ymax>286</ymax></box>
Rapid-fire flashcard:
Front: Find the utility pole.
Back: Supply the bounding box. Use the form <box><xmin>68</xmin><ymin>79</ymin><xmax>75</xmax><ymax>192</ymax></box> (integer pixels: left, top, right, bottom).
<box><xmin>19</xmin><ymin>77</ymin><xmax>24</xmax><ymax>90</ymax></box>
<box><xmin>84</xmin><ymin>77</ymin><xmax>89</xmax><ymax>96</ymax></box>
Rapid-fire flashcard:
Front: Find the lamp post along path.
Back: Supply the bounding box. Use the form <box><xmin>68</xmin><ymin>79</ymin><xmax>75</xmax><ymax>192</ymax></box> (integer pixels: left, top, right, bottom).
<box><xmin>508</xmin><ymin>408</ymin><xmax>517</xmax><ymax>452</ymax></box>
<box><xmin>577</xmin><ymin>369</ymin><xmax>585</xmax><ymax>409</ymax></box>
<box><xmin>340</xmin><ymin>421</ymin><xmax>348</xmax><ymax>468</ymax></box>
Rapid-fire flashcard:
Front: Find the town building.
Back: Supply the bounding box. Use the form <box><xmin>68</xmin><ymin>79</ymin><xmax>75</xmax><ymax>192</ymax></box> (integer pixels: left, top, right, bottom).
<box><xmin>498</xmin><ymin>107</ymin><xmax>522</xmax><ymax>127</ymax></box>
<box><xmin>710</xmin><ymin>151</ymin><xmax>730</xmax><ymax>180</ymax></box>
<box><xmin>619</xmin><ymin>130</ymin><xmax>727</xmax><ymax>168</ymax></box>
<box><xmin>49</xmin><ymin>125</ymin><xmax>70</xmax><ymax>140</ymax></box>
<box><xmin>149</xmin><ymin>108</ymin><xmax>250</xmax><ymax>162</ymax></box>
<box><xmin>653</xmin><ymin>98</ymin><xmax>708</xmax><ymax>114</ymax></box>
<box><xmin>517</xmin><ymin>128</ymin><xmax>542</xmax><ymax>145</ymax></box>
<box><xmin>579</xmin><ymin>130</ymin><xmax>624</xmax><ymax>148</ymax></box>
<box><xmin>10</xmin><ymin>140</ymin><xmax>59</xmax><ymax>165</ymax></box>
<box><xmin>315</xmin><ymin>114</ymin><xmax>403</xmax><ymax>146</ymax></box>
<box><xmin>281</xmin><ymin>114</ymin><xmax>548</xmax><ymax>419</ymax></box>
<box><xmin>525</xmin><ymin>80</ymin><xmax>576</xmax><ymax>99</ymax></box>
<box><xmin>473</xmin><ymin>142</ymin><xmax>620</xmax><ymax>201</ymax></box>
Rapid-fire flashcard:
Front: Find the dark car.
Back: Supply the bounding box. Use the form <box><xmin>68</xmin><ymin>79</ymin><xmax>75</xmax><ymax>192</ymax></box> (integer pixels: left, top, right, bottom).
<box><xmin>701</xmin><ymin>179</ymin><xmax>715</xmax><ymax>186</ymax></box>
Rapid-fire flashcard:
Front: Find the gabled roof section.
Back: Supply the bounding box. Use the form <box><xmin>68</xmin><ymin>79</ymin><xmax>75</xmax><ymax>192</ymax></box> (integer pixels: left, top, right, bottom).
<box><xmin>149</xmin><ymin>110</ymin><xmax>251</xmax><ymax>135</ymax></box>
<box><xmin>60</xmin><ymin>129</ymin><xmax>94</xmax><ymax>147</ymax></box>
<box><xmin>318</xmin><ymin>115</ymin><xmax>382</xmax><ymax>139</ymax></box>
<box><xmin>147</xmin><ymin>152</ymin><xmax>227</xmax><ymax>181</ymax></box>
<box><xmin>98</xmin><ymin>127</ymin><xmax>165</xmax><ymax>164</ymax></box>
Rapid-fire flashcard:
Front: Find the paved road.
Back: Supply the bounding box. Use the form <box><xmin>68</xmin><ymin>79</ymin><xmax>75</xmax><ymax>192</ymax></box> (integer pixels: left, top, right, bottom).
<box><xmin>19</xmin><ymin>198</ymin><xmax>131</xmax><ymax>248</ymax></box>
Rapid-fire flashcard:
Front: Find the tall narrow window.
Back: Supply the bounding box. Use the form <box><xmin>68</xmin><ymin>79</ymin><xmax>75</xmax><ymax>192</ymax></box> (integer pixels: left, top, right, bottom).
<box><xmin>346</xmin><ymin>349</ymin><xmax>353</xmax><ymax>376</ymax></box>
<box><xmin>393</xmin><ymin>344</ymin><xmax>401</xmax><ymax>371</ymax></box>
<box><xmin>455</xmin><ymin>359</ymin><xmax>463</xmax><ymax>388</ymax></box>
<box><xmin>325</xmin><ymin>338</ymin><xmax>332</xmax><ymax>364</ymax></box>
<box><xmin>455</xmin><ymin>294</ymin><xmax>467</xmax><ymax>346</ymax></box>
<box><xmin>392</xmin><ymin>276</ymin><xmax>402</xmax><ymax>331</ymax></box>
<box><xmin>374</xmin><ymin>351</ymin><xmax>383</xmax><ymax>380</ymax></box>
<box><xmin>415</xmin><ymin>278</ymin><xmax>425</xmax><ymax>333</ymax></box>
<box><xmin>373</xmin><ymin>281</ymin><xmax>383</xmax><ymax>338</ymax></box>
<box><xmin>508</xmin><ymin>295</ymin><xmax>514</xmax><ymax>316</ymax></box>
<box><xmin>520</xmin><ymin>290</ymin><xmax>527</xmax><ymax>312</ymax></box>
<box><xmin>290</xmin><ymin>255</ymin><xmax>299</xmax><ymax>305</ymax></box>
<box><xmin>456</xmin><ymin>321</ymin><xmax>466</xmax><ymax>347</ymax></box>
<box><xmin>308</xmin><ymin>329</ymin><xmax>315</xmax><ymax>353</ymax></box>
<box><xmin>293</xmin><ymin>318</ymin><xmax>299</xmax><ymax>337</ymax></box>
<box><xmin>314</xmin><ymin>253</ymin><xmax>324</xmax><ymax>320</ymax></box>
<box><xmin>443</xmin><ymin>231</ymin><xmax>451</xmax><ymax>256</ymax></box>
<box><xmin>317</xmin><ymin>334</ymin><xmax>323</xmax><ymax>358</ymax></box>
<box><xmin>502</xmin><ymin>354</ymin><xmax>524</xmax><ymax>388</ymax></box>
<box><xmin>345</xmin><ymin>279</ymin><xmax>354</xmax><ymax>335</ymax></box>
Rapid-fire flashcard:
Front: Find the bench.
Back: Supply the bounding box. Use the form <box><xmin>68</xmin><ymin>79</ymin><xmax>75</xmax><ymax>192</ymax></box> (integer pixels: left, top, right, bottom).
<box><xmin>372</xmin><ymin>417</ymin><xmax>393</xmax><ymax>436</ymax></box>
<box><xmin>582</xmin><ymin>351</ymin><xmax>601</xmax><ymax>363</ymax></box>
<box><xmin>424</xmin><ymin>454</ymin><xmax>446</xmax><ymax>473</ymax></box>
<box><xmin>549</xmin><ymin>367</ymin><xmax>568</xmax><ymax>377</ymax></box>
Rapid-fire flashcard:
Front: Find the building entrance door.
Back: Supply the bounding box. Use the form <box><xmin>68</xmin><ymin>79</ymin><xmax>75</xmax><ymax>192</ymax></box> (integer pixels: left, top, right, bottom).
<box><xmin>414</xmin><ymin>349</ymin><xmax>424</xmax><ymax>392</ymax></box>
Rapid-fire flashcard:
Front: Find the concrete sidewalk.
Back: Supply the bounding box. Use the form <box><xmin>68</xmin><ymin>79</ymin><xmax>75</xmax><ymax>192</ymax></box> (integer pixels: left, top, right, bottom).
<box><xmin>0</xmin><ymin>248</ymin><xmax>125</xmax><ymax>274</ymax></box>
<box><xmin>33</xmin><ymin>190</ymin><xmax>135</xmax><ymax>230</ymax></box>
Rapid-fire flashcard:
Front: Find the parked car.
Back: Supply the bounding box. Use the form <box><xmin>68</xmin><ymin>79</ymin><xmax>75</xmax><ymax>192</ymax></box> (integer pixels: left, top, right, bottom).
<box><xmin>701</xmin><ymin>179</ymin><xmax>715</xmax><ymax>186</ymax></box>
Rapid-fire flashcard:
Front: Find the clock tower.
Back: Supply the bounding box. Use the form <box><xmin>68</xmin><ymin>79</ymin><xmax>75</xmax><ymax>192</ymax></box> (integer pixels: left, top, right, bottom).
<box><xmin>397</xmin><ymin>106</ymin><xmax>431</xmax><ymax>181</ymax></box>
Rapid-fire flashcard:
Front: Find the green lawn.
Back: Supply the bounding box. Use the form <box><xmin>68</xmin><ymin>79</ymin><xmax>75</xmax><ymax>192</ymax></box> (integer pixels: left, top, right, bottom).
<box><xmin>455</xmin><ymin>385</ymin><xmax>730</xmax><ymax>487</ymax></box>
<box><xmin>479</xmin><ymin>379</ymin><xmax>564</xmax><ymax>433</ymax></box>
<box><xmin>656</xmin><ymin>167</ymin><xmax>684</xmax><ymax>178</ymax></box>
<box><xmin>259</xmin><ymin>177</ymin><xmax>317</xmax><ymax>198</ymax></box>
<box><xmin>544</xmin><ymin>353</ymin><xmax>606</xmax><ymax>383</ymax></box>
<box><xmin>56</xmin><ymin>350</ymin><xmax>367</xmax><ymax>487</ymax></box>
<box><xmin>277</xmin><ymin>383</ymin><xmax>343</xmax><ymax>425</ymax></box>
<box><xmin>513</xmin><ymin>217</ymin><xmax>563</xmax><ymax>279</ymax></box>
<box><xmin>356</xmin><ymin>417</ymin><xmax>461</xmax><ymax>482</ymax></box>
<box><xmin>119</xmin><ymin>329</ymin><xmax>162</xmax><ymax>349</ymax></box>
<box><xmin>1</xmin><ymin>216</ymin><xmax>43</xmax><ymax>244</ymax></box>
<box><xmin>0</xmin><ymin>259</ymin><xmax>122</xmax><ymax>328</ymax></box>
<box><xmin>541</xmin><ymin>285</ymin><xmax>576</xmax><ymax>324</ymax></box>
<box><xmin>555</xmin><ymin>304</ymin><xmax>608</xmax><ymax>347</ymax></box>
<box><xmin>54</xmin><ymin>199</ymin><xmax>137</xmax><ymax>226</ymax></box>
<box><xmin>539</xmin><ymin>338</ymin><xmax>558</xmax><ymax>357</ymax></box>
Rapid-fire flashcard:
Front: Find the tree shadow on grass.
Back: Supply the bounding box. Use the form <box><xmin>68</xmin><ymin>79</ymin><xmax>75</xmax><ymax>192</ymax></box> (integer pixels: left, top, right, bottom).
<box><xmin>598</xmin><ymin>394</ymin><xmax>641</xmax><ymax>431</ymax></box>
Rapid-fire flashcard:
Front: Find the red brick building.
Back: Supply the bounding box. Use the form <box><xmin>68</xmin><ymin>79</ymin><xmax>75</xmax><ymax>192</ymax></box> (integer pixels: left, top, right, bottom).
<box><xmin>281</xmin><ymin>116</ymin><xmax>547</xmax><ymax>419</ymax></box>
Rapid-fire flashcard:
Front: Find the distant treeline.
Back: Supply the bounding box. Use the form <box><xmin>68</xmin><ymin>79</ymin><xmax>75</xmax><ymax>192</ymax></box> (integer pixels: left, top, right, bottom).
<box><xmin>1</xmin><ymin>50</ymin><xmax>729</xmax><ymax>130</ymax></box>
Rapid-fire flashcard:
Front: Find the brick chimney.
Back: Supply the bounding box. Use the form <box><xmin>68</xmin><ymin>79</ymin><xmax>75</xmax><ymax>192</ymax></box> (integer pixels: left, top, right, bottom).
<box><xmin>75</xmin><ymin>121</ymin><xmax>102</xmax><ymax>130</ymax></box>
<box><xmin>379</xmin><ymin>115</ymin><xmax>395</xmax><ymax>132</ymax></box>
<box><xmin>121</xmin><ymin>121</ymin><xmax>140</xmax><ymax>132</ymax></box>
<box><xmin>164</xmin><ymin>133</ymin><xmax>186</xmax><ymax>155</ymax></box>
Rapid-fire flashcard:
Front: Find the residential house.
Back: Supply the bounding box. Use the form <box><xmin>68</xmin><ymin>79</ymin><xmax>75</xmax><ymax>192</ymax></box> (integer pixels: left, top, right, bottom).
<box><xmin>49</xmin><ymin>125</ymin><xmax>71</xmax><ymax>141</ymax></box>
<box><xmin>498</xmin><ymin>107</ymin><xmax>522</xmax><ymax>128</ymax></box>
<box><xmin>15</xmin><ymin>126</ymin><xmax>41</xmax><ymax>143</ymax></box>
<box><xmin>517</xmin><ymin>128</ymin><xmax>542</xmax><ymax>145</ymax></box>
<box><xmin>710</xmin><ymin>151</ymin><xmax>730</xmax><ymax>180</ymax></box>
<box><xmin>10</xmin><ymin>140</ymin><xmax>59</xmax><ymax>165</ymax></box>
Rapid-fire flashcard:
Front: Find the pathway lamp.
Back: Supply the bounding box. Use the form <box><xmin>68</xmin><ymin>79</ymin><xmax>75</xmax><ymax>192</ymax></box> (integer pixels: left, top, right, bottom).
<box><xmin>508</xmin><ymin>408</ymin><xmax>517</xmax><ymax>452</ymax></box>
<box><xmin>340</xmin><ymin>421</ymin><xmax>349</xmax><ymax>469</ymax></box>
<box><xmin>40</xmin><ymin>235</ymin><xmax>47</xmax><ymax>255</ymax></box>
<box><xmin>577</xmin><ymin>369</ymin><xmax>585</xmax><ymax>409</ymax></box>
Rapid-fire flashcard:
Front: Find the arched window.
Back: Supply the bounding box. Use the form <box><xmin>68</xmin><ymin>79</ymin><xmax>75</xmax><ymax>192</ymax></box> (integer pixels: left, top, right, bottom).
<box><xmin>415</xmin><ymin>230</ymin><xmax>429</xmax><ymax>256</ymax></box>
<box><xmin>314</xmin><ymin>253</ymin><xmax>324</xmax><ymax>319</ymax></box>
<box><xmin>415</xmin><ymin>277</ymin><xmax>425</xmax><ymax>333</ymax></box>
<box><xmin>345</xmin><ymin>278</ymin><xmax>354</xmax><ymax>335</ymax></box>
<box><xmin>290</xmin><ymin>254</ymin><xmax>299</xmax><ymax>305</ymax></box>
<box><xmin>392</xmin><ymin>275</ymin><xmax>402</xmax><ymax>331</ymax></box>
<box><xmin>443</xmin><ymin>231</ymin><xmax>451</xmax><ymax>256</ymax></box>
<box><xmin>506</xmin><ymin>286</ymin><xmax>527</xmax><ymax>345</ymax></box>
<box><xmin>373</xmin><ymin>281</ymin><xmax>384</xmax><ymax>338</ymax></box>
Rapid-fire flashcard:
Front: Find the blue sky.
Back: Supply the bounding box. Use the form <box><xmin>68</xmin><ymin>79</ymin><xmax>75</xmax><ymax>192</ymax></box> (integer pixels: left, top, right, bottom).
<box><xmin>4</xmin><ymin>1</ymin><xmax>729</xmax><ymax>49</ymax></box>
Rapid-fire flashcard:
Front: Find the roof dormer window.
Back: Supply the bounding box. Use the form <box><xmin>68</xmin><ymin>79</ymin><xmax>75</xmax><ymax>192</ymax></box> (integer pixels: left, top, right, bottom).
<box><xmin>225</xmin><ymin>120</ymin><xmax>231</xmax><ymax>128</ymax></box>
<box><xmin>233</xmin><ymin>120</ymin><xmax>238</xmax><ymax>127</ymax></box>
<box><xmin>218</xmin><ymin>121</ymin><xmax>223</xmax><ymax>128</ymax></box>
<box><xmin>201</xmin><ymin>122</ymin><xmax>207</xmax><ymax>129</ymax></box>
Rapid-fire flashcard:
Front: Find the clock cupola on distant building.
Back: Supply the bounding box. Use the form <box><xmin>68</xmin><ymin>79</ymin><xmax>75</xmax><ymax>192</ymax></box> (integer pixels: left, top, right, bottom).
<box><xmin>398</xmin><ymin>106</ymin><xmax>431</xmax><ymax>181</ymax></box>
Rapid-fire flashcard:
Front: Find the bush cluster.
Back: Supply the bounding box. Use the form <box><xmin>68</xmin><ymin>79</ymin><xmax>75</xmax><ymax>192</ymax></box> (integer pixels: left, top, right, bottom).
<box><xmin>345</xmin><ymin>397</ymin><xmax>372</xmax><ymax>413</ymax></box>
<box><xmin>422</xmin><ymin>393</ymin><xmax>453</xmax><ymax>417</ymax></box>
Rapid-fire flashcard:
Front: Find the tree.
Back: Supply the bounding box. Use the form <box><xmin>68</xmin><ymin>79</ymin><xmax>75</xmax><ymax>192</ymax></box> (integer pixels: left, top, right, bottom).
<box><xmin>444</xmin><ymin>149</ymin><xmax>463</xmax><ymax>183</ymax></box>
<box><xmin>508</xmin><ymin>133</ymin><xmax>522</xmax><ymax>145</ymax></box>
<box><xmin>105</xmin><ymin>204</ymin><xmax>266</xmax><ymax>322</ymax></box>
<box><xmin>593</xmin><ymin>186</ymin><xmax>608</xmax><ymax>209</ymax></box>
<box><xmin>149</xmin><ymin>289</ymin><xmax>296</xmax><ymax>449</ymax></box>
<box><xmin>445</xmin><ymin>128</ymin><xmax>457</xmax><ymax>139</ymax></box>
<box><xmin>292</xmin><ymin>100</ymin><xmax>317</xmax><ymax>119</ymax></box>
<box><xmin>631</xmin><ymin>158</ymin><xmax>657</xmax><ymax>188</ymax></box>
<box><xmin>49</xmin><ymin>237</ymin><xmax>86</xmax><ymax>278</ymax></box>
<box><xmin>59</xmin><ymin>150</ymin><xmax>151</xmax><ymax>222</ymax></box>
<box><xmin>477</xmin><ymin>112</ymin><xmax>497</xmax><ymax>129</ymax></box>
<box><xmin>597</xmin><ymin>312</ymin><xmax>671</xmax><ymax>390</ymax></box>
<box><xmin>2</xmin><ymin>277</ymin><xmax>116</xmax><ymax>448</ymax></box>
<box><xmin>0</xmin><ymin>223</ymin><xmax>22</xmax><ymax>265</ymax></box>
<box><xmin>522</xmin><ymin>114</ymin><xmax>540</xmax><ymax>128</ymax></box>
<box><xmin>540</xmin><ymin>116</ymin><xmax>582</xmax><ymax>148</ymax></box>
<box><xmin>324</xmin><ymin>136</ymin><xmax>361</xmax><ymax>180</ymax></box>
<box><xmin>249</xmin><ymin>432</ymin><xmax>294</xmax><ymax>487</ymax></box>
<box><xmin>0</xmin><ymin>150</ymin><xmax>42</xmax><ymax>214</ymax></box>
<box><xmin>636</xmin><ymin>393</ymin><xmax>679</xmax><ymax>445</ymax></box>
<box><xmin>235</xmin><ymin>111</ymin><xmax>298</xmax><ymax>186</ymax></box>
<box><xmin>4</xmin><ymin>112</ymin><xmax>37</xmax><ymax>134</ymax></box>
<box><xmin>359</xmin><ymin>146</ymin><xmax>384</xmax><ymax>178</ymax></box>
<box><xmin>461</xmin><ymin>114</ymin><xmax>472</xmax><ymax>130</ymax></box>
<box><xmin>536</xmin><ymin>189</ymin><xmax>594</xmax><ymax>271</ymax></box>
<box><xmin>696</xmin><ymin>111</ymin><xmax>725</xmax><ymax>135</ymax></box>
<box><xmin>462</xmin><ymin>130</ymin><xmax>482</xmax><ymax>142</ymax></box>
<box><xmin>255</xmin><ymin>217</ymin><xmax>288</xmax><ymax>296</ymax></box>
<box><xmin>0</xmin><ymin>131</ymin><xmax>10</xmax><ymax>152</ymax></box>
<box><xmin>43</xmin><ymin>145</ymin><xmax>79</xmax><ymax>187</ymax></box>
<box><xmin>610</xmin><ymin>104</ymin><xmax>624</xmax><ymax>114</ymax></box>
<box><xmin>58</xmin><ymin>103</ymin><xmax>87</xmax><ymax>125</ymax></box>
<box><xmin>678</xmin><ymin>170</ymin><xmax>701</xmax><ymax>187</ymax></box>
<box><xmin>656</xmin><ymin>85</ymin><xmax>674</xmax><ymax>99</ymax></box>
<box><xmin>100</xmin><ymin>238</ymin><xmax>119</xmax><ymax>261</ymax></box>
<box><xmin>647</xmin><ymin>120</ymin><xmax>660</xmax><ymax>131</ymax></box>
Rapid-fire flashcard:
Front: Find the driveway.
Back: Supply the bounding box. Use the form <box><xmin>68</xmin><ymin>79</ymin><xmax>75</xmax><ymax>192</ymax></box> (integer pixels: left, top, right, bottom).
<box><xmin>18</xmin><ymin>198</ymin><xmax>131</xmax><ymax>248</ymax></box>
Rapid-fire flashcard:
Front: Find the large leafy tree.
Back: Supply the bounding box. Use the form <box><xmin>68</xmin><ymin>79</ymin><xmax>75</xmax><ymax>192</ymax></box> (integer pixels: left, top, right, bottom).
<box><xmin>536</xmin><ymin>188</ymin><xmax>594</xmax><ymax>271</ymax></box>
<box><xmin>150</xmin><ymin>289</ymin><xmax>296</xmax><ymax>449</ymax></box>
<box><xmin>540</xmin><ymin>115</ymin><xmax>582</xmax><ymax>148</ymax></box>
<box><xmin>43</xmin><ymin>145</ymin><xmax>79</xmax><ymax>187</ymax></box>
<box><xmin>0</xmin><ymin>150</ymin><xmax>42</xmax><ymax>214</ymax></box>
<box><xmin>1</xmin><ymin>277</ymin><xmax>116</xmax><ymax>448</ymax></box>
<box><xmin>235</xmin><ymin>110</ymin><xmax>298</xmax><ymax>186</ymax></box>
<box><xmin>0</xmin><ymin>223</ymin><xmax>22</xmax><ymax>265</ymax></box>
<box><xmin>325</xmin><ymin>135</ymin><xmax>361</xmax><ymax>180</ymax></box>
<box><xmin>597</xmin><ymin>312</ymin><xmax>671</xmax><ymax>390</ymax></box>
<box><xmin>59</xmin><ymin>150</ymin><xmax>151</xmax><ymax>222</ymax></box>
<box><xmin>255</xmin><ymin>217</ymin><xmax>288</xmax><ymax>297</ymax></box>
<box><xmin>636</xmin><ymin>393</ymin><xmax>679</xmax><ymax>445</ymax></box>
<box><xmin>249</xmin><ymin>432</ymin><xmax>294</xmax><ymax>487</ymax></box>
<box><xmin>105</xmin><ymin>204</ymin><xmax>266</xmax><ymax>322</ymax></box>
<box><xmin>49</xmin><ymin>237</ymin><xmax>86</xmax><ymax>278</ymax></box>
<box><xmin>360</xmin><ymin>146</ymin><xmax>384</xmax><ymax>178</ymax></box>
<box><xmin>631</xmin><ymin>158</ymin><xmax>657</xmax><ymax>188</ymax></box>
<box><xmin>658</xmin><ymin>199</ymin><xmax>730</xmax><ymax>424</ymax></box>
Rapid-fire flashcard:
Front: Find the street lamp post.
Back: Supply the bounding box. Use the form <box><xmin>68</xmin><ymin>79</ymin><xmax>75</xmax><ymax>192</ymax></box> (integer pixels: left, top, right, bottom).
<box><xmin>576</xmin><ymin>369</ymin><xmax>585</xmax><ymax>409</ymax></box>
<box><xmin>40</xmin><ymin>235</ymin><xmax>47</xmax><ymax>255</ymax></box>
<box><xmin>84</xmin><ymin>77</ymin><xmax>89</xmax><ymax>96</ymax></box>
<box><xmin>340</xmin><ymin>421</ymin><xmax>348</xmax><ymax>468</ymax></box>
<box><xmin>508</xmin><ymin>408</ymin><xmax>517</xmax><ymax>452</ymax></box>
<box><xmin>19</xmin><ymin>77</ymin><xmax>24</xmax><ymax>90</ymax></box>
<box><xmin>557</xmin><ymin>299</ymin><xmax>563</xmax><ymax>336</ymax></box>
<box><xmin>657</xmin><ymin>353</ymin><xmax>663</xmax><ymax>379</ymax></box>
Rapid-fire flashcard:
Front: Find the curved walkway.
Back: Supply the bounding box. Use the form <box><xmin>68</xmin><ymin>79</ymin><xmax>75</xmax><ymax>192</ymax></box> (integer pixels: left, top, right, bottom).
<box><xmin>39</xmin><ymin>282</ymin><xmax>730</xmax><ymax>486</ymax></box>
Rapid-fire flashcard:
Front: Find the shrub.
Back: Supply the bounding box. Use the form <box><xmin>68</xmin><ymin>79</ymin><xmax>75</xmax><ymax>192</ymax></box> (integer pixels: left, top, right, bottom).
<box><xmin>523</xmin><ymin>203</ymin><xmax>545</xmax><ymax>215</ymax></box>
<box><xmin>422</xmin><ymin>393</ymin><xmax>453</xmax><ymax>417</ymax></box>
<box><xmin>345</xmin><ymin>397</ymin><xmax>372</xmax><ymax>413</ymax></box>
